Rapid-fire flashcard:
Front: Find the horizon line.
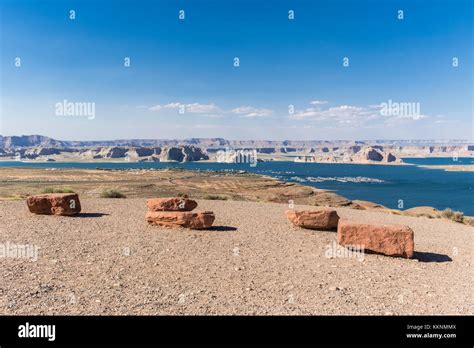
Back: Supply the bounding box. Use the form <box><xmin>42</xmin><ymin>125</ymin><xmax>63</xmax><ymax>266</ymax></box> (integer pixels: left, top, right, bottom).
<box><xmin>0</xmin><ymin>134</ymin><xmax>472</xmax><ymax>144</ymax></box>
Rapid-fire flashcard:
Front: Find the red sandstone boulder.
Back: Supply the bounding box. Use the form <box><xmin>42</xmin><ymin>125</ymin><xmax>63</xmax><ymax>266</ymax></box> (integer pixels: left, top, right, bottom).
<box><xmin>337</xmin><ymin>220</ymin><xmax>414</xmax><ymax>258</ymax></box>
<box><xmin>147</xmin><ymin>197</ymin><xmax>198</xmax><ymax>212</ymax></box>
<box><xmin>286</xmin><ymin>209</ymin><xmax>339</xmax><ymax>230</ymax></box>
<box><xmin>146</xmin><ymin>211</ymin><xmax>215</xmax><ymax>229</ymax></box>
<box><xmin>26</xmin><ymin>193</ymin><xmax>81</xmax><ymax>216</ymax></box>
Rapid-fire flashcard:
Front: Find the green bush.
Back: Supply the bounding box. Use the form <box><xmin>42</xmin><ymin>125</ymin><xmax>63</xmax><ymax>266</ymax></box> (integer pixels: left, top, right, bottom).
<box><xmin>100</xmin><ymin>189</ymin><xmax>126</xmax><ymax>198</ymax></box>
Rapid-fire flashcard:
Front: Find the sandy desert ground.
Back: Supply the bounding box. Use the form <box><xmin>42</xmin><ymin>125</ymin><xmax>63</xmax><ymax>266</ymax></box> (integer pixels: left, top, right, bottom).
<box><xmin>0</xmin><ymin>198</ymin><xmax>472</xmax><ymax>315</ymax></box>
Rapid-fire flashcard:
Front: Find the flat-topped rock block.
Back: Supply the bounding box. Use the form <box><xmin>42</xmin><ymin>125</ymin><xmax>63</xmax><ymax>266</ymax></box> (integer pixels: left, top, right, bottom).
<box><xmin>337</xmin><ymin>220</ymin><xmax>415</xmax><ymax>258</ymax></box>
<box><xmin>286</xmin><ymin>208</ymin><xmax>339</xmax><ymax>230</ymax></box>
<box><xmin>147</xmin><ymin>197</ymin><xmax>198</xmax><ymax>211</ymax></box>
<box><xmin>146</xmin><ymin>211</ymin><xmax>215</xmax><ymax>230</ymax></box>
<box><xmin>26</xmin><ymin>193</ymin><xmax>81</xmax><ymax>216</ymax></box>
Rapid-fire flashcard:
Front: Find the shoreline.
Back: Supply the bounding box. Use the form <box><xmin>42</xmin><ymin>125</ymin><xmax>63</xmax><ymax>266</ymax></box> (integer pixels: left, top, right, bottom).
<box><xmin>0</xmin><ymin>160</ymin><xmax>412</xmax><ymax>167</ymax></box>
<box><xmin>1</xmin><ymin>152</ymin><xmax>473</xmax><ymax>167</ymax></box>
<box><xmin>1</xmin><ymin>156</ymin><xmax>473</xmax><ymax>178</ymax></box>
<box><xmin>0</xmin><ymin>158</ymin><xmax>459</xmax><ymax>167</ymax></box>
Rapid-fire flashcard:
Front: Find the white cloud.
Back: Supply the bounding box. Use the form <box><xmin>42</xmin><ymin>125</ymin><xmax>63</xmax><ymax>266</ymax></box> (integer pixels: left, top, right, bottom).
<box><xmin>290</xmin><ymin>100</ymin><xmax>429</xmax><ymax>126</ymax></box>
<box><xmin>231</xmin><ymin>106</ymin><xmax>274</xmax><ymax>118</ymax></box>
<box><xmin>148</xmin><ymin>102</ymin><xmax>274</xmax><ymax>118</ymax></box>
<box><xmin>395</xmin><ymin>114</ymin><xmax>428</xmax><ymax>121</ymax></box>
<box><xmin>310</xmin><ymin>100</ymin><xmax>328</xmax><ymax>105</ymax></box>
<box><xmin>163</xmin><ymin>102</ymin><xmax>181</xmax><ymax>109</ymax></box>
<box><xmin>148</xmin><ymin>105</ymin><xmax>162</xmax><ymax>111</ymax></box>
<box><xmin>148</xmin><ymin>102</ymin><xmax>221</xmax><ymax>114</ymax></box>
<box><xmin>186</xmin><ymin>103</ymin><xmax>220</xmax><ymax>113</ymax></box>
<box><xmin>290</xmin><ymin>105</ymin><xmax>370</xmax><ymax>124</ymax></box>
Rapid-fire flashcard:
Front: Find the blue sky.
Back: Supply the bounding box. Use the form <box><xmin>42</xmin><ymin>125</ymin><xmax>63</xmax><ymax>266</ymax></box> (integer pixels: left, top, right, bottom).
<box><xmin>1</xmin><ymin>0</ymin><xmax>472</xmax><ymax>140</ymax></box>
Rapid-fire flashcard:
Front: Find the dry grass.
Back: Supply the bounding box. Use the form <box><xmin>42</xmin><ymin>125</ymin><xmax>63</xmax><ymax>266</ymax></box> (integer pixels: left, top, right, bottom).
<box><xmin>203</xmin><ymin>194</ymin><xmax>229</xmax><ymax>200</ymax></box>
<box><xmin>440</xmin><ymin>208</ymin><xmax>464</xmax><ymax>223</ymax></box>
<box><xmin>41</xmin><ymin>187</ymin><xmax>75</xmax><ymax>194</ymax></box>
<box><xmin>463</xmin><ymin>216</ymin><xmax>474</xmax><ymax>226</ymax></box>
<box><xmin>100</xmin><ymin>189</ymin><xmax>126</xmax><ymax>198</ymax></box>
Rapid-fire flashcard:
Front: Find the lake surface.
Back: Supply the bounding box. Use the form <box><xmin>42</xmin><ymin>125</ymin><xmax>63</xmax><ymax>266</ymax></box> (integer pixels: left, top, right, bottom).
<box><xmin>403</xmin><ymin>157</ymin><xmax>474</xmax><ymax>165</ymax></box>
<box><xmin>1</xmin><ymin>158</ymin><xmax>473</xmax><ymax>215</ymax></box>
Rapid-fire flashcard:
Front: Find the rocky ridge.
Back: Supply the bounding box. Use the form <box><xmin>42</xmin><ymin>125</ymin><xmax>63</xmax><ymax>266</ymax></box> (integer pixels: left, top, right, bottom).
<box><xmin>0</xmin><ymin>135</ymin><xmax>472</xmax><ymax>162</ymax></box>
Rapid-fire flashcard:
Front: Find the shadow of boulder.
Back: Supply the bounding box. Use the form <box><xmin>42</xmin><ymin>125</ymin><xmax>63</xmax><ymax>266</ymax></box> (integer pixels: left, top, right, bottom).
<box><xmin>207</xmin><ymin>226</ymin><xmax>237</xmax><ymax>232</ymax></box>
<box><xmin>414</xmin><ymin>251</ymin><xmax>452</xmax><ymax>263</ymax></box>
<box><xmin>76</xmin><ymin>213</ymin><xmax>110</xmax><ymax>218</ymax></box>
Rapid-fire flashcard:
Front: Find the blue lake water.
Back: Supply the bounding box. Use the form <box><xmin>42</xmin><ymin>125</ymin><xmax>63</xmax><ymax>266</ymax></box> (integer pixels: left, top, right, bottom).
<box><xmin>403</xmin><ymin>157</ymin><xmax>474</xmax><ymax>165</ymax></box>
<box><xmin>1</xmin><ymin>158</ymin><xmax>473</xmax><ymax>215</ymax></box>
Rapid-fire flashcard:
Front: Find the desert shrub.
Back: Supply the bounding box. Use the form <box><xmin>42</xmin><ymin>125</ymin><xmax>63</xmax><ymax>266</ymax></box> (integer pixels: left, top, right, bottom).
<box><xmin>441</xmin><ymin>208</ymin><xmax>454</xmax><ymax>219</ymax></box>
<box><xmin>441</xmin><ymin>208</ymin><xmax>464</xmax><ymax>223</ymax></box>
<box><xmin>414</xmin><ymin>213</ymin><xmax>434</xmax><ymax>218</ymax></box>
<box><xmin>463</xmin><ymin>216</ymin><xmax>474</xmax><ymax>226</ymax></box>
<box><xmin>41</xmin><ymin>187</ymin><xmax>75</xmax><ymax>193</ymax></box>
<box><xmin>452</xmin><ymin>211</ymin><xmax>464</xmax><ymax>223</ymax></box>
<box><xmin>204</xmin><ymin>194</ymin><xmax>228</xmax><ymax>200</ymax></box>
<box><xmin>100</xmin><ymin>189</ymin><xmax>126</xmax><ymax>198</ymax></box>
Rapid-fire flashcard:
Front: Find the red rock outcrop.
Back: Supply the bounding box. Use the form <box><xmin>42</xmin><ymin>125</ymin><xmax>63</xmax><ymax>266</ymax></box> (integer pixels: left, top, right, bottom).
<box><xmin>147</xmin><ymin>197</ymin><xmax>198</xmax><ymax>212</ymax></box>
<box><xmin>337</xmin><ymin>220</ymin><xmax>414</xmax><ymax>258</ymax></box>
<box><xmin>286</xmin><ymin>208</ymin><xmax>339</xmax><ymax>230</ymax></box>
<box><xmin>146</xmin><ymin>211</ymin><xmax>215</xmax><ymax>230</ymax></box>
<box><xmin>146</xmin><ymin>196</ymin><xmax>215</xmax><ymax>229</ymax></box>
<box><xmin>26</xmin><ymin>193</ymin><xmax>81</xmax><ymax>216</ymax></box>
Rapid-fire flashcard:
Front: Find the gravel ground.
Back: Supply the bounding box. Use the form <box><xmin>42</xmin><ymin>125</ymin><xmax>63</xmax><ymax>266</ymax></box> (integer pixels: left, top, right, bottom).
<box><xmin>0</xmin><ymin>198</ymin><xmax>472</xmax><ymax>315</ymax></box>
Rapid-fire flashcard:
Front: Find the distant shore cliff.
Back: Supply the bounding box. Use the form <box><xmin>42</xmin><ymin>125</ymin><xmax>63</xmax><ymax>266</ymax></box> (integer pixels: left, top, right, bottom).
<box><xmin>0</xmin><ymin>135</ymin><xmax>472</xmax><ymax>163</ymax></box>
